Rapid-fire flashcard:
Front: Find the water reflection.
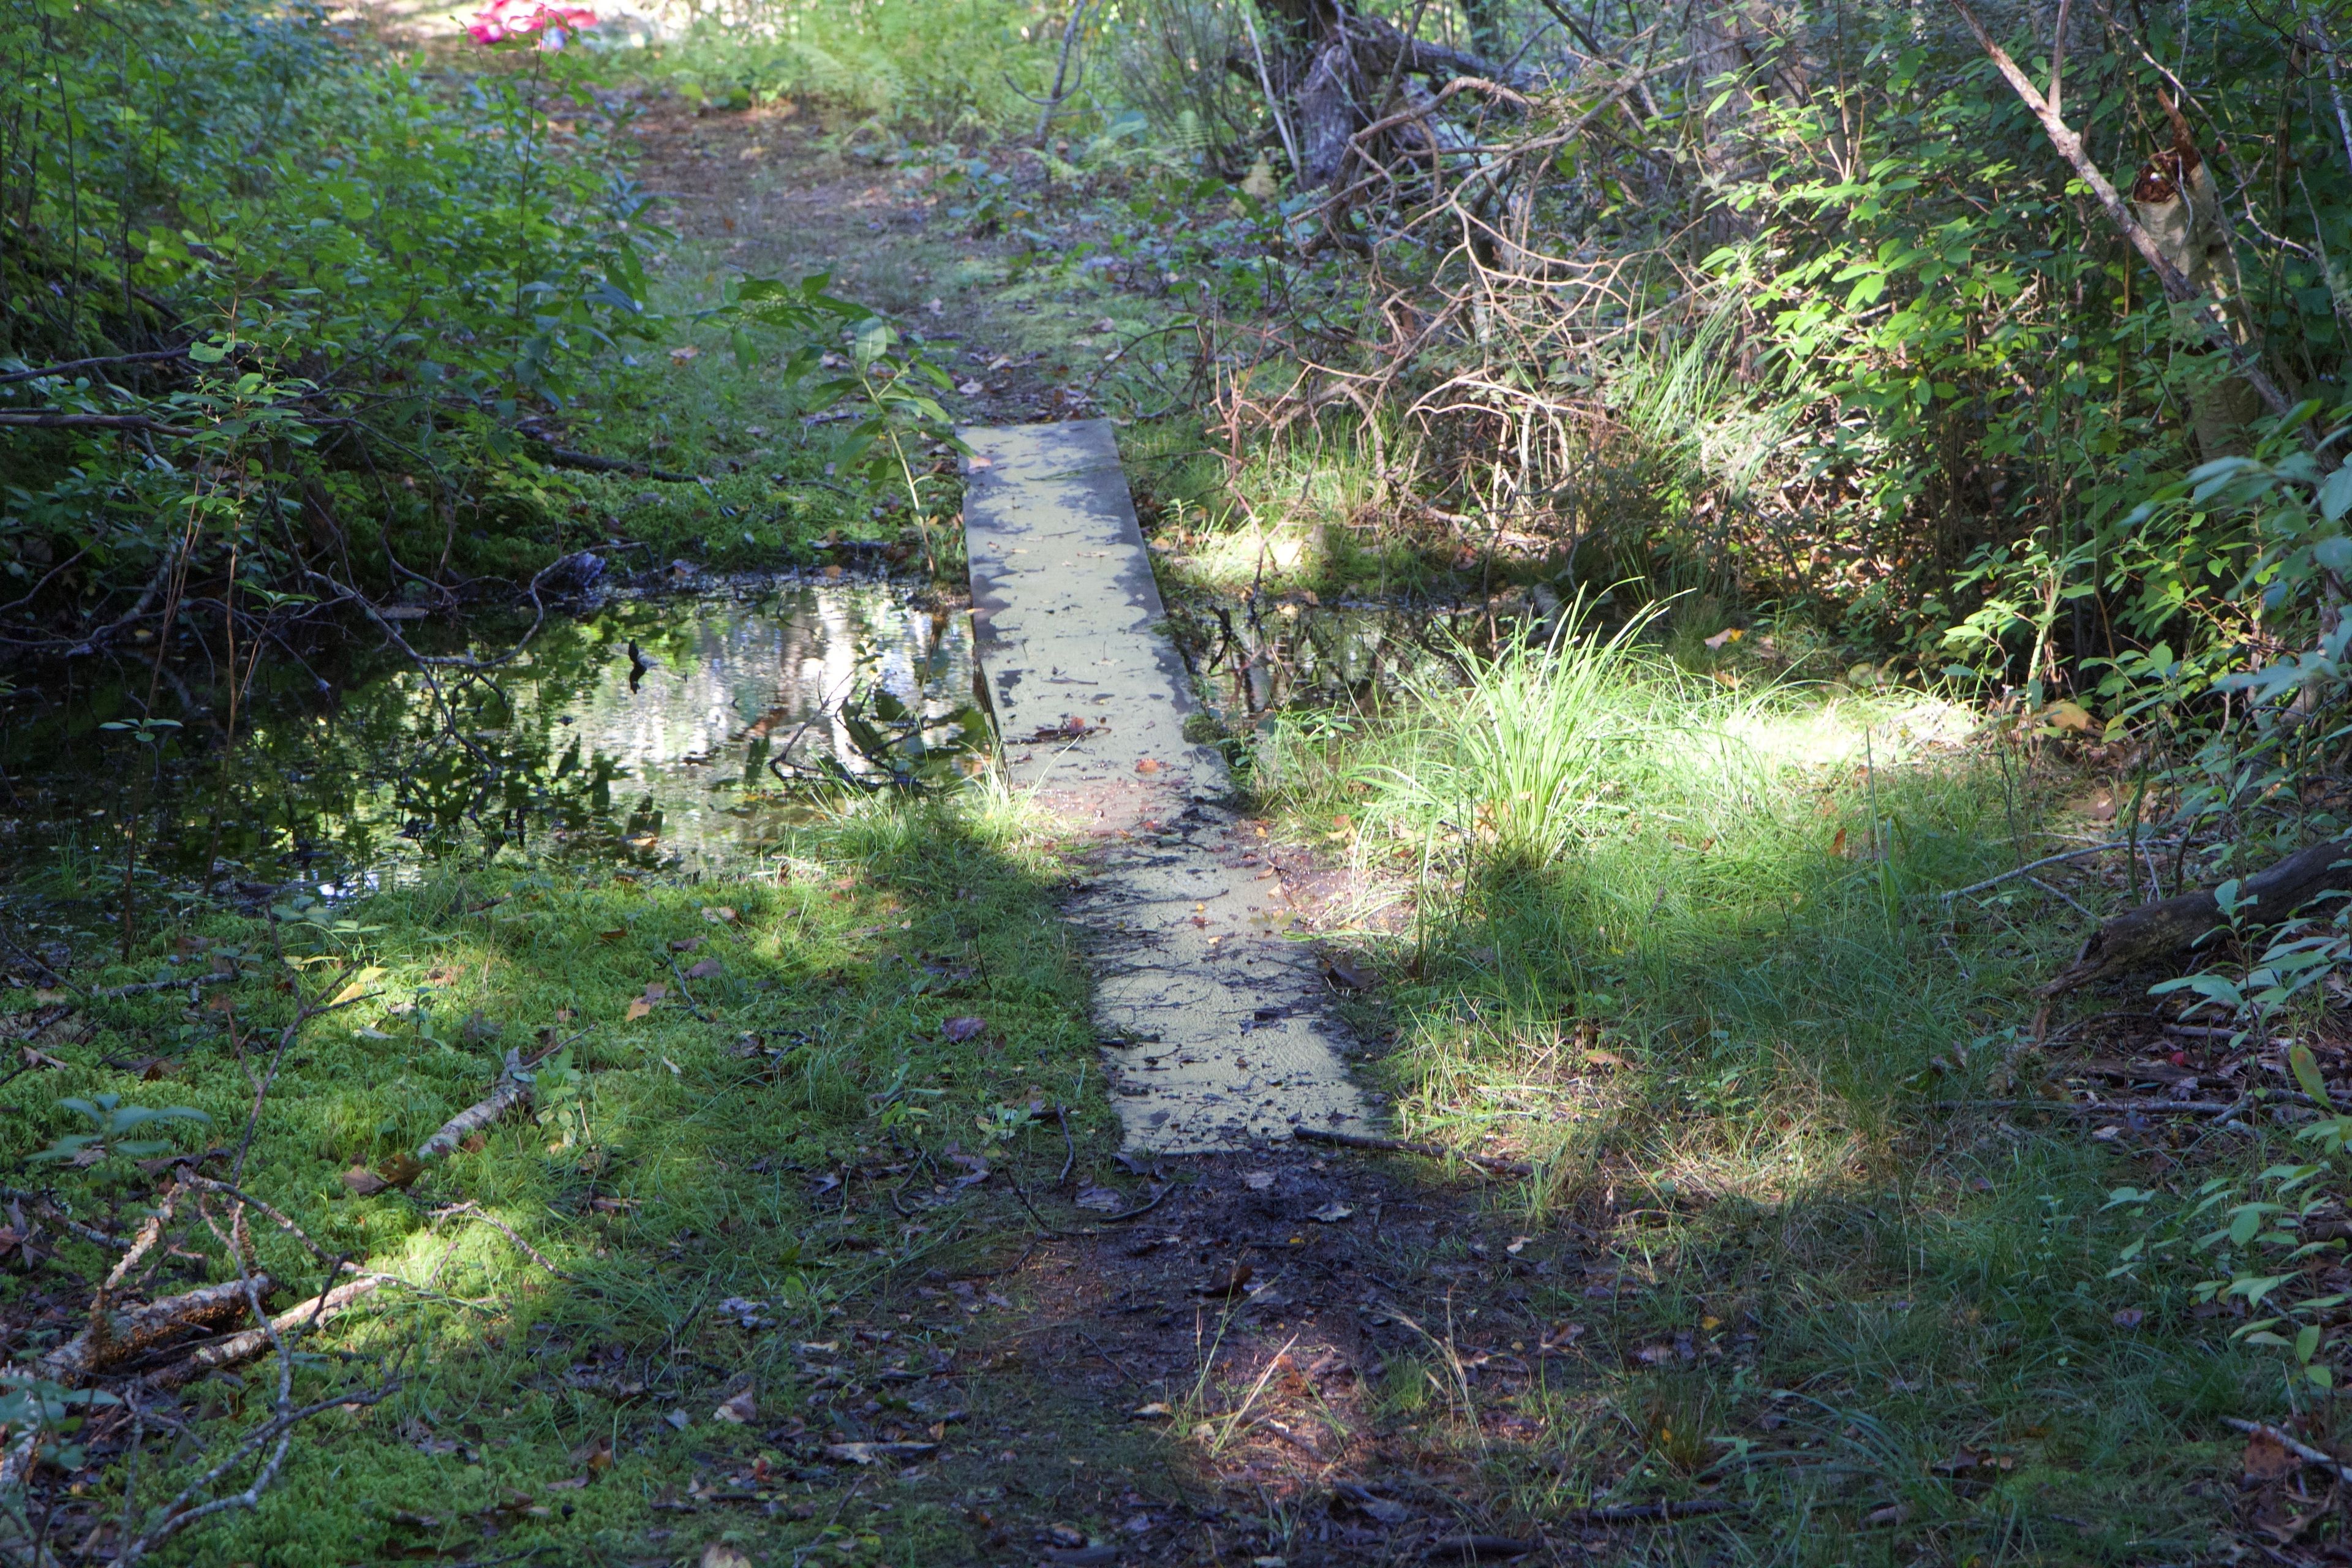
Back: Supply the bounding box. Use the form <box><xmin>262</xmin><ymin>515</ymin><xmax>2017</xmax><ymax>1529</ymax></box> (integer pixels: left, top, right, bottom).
<box><xmin>1165</xmin><ymin>592</ymin><xmax>1494</xmax><ymax>727</ymax></box>
<box><xmin>0</xmin><ymin>578</ymin><xmax>976</xmax><ymax>897</ymax></box>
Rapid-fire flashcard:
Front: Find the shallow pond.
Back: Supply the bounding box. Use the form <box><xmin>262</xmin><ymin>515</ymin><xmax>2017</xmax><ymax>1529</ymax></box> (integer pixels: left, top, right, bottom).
<box><xmin>0</xmin><ymin>576</ymin><xmax>980</xmax><ymax>903</ymax></box>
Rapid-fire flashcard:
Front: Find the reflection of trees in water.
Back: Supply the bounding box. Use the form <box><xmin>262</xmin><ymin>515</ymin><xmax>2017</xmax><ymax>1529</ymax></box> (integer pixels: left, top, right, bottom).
<box><xmin>1182</xmin><ymin>600</ymin><xmax>1483</xmax><ymax>723</ymax></box>
<box><xmin>0</xmin><ymin>585</ymin><xmax>977</xmax><ymax>894</ymax></box>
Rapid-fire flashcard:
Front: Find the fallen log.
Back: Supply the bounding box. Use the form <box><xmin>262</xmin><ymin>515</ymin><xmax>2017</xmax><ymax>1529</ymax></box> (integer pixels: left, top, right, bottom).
<box><xmin>533</xmin><ymin>443</ymin><xmax>698</xmax><ymax>484</ymax></box>
<box><xmin>149</xmin><ymin>1274</ymin><xmax>387</xmax><ymax>1390</ymax></box>
<box><xmin>2044</xmin><ymin>837</ymin><xmax>2352</xmax><ymax>993</ymax></box>
<box><xmin>40</xmin><ymin>1276</ymin><xmax>271</xmax><ymax>1382</ymax></box>
<box><xmin>415</xmin><ymin>1049</ymin><xmax>532</xmax><ymax>1161</ymax></box>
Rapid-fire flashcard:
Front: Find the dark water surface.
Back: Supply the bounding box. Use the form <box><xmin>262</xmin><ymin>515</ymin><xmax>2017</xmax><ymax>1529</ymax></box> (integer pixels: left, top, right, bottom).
<box><xmin>0</xmin><ymin>577</ymin><xmax>979</xmax><ymax>907</ymax></box>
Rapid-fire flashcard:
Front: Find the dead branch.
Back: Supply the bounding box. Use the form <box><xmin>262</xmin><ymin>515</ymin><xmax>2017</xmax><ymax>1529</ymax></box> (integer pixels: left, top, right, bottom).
<box><xmin>2046</xmin><ymin>837</ymin><xmax>2352</xmax><ymax>992</ymax></box>
<box><xmin>415</xmin><ymin>1048</ymin><xmax>533</xmax><ymax>1161</ymax></box>
<box><xmin>0</xmin><ymin>410</ymin><xmax>200</xmax><ymax>437</ymax></box>
<box><xmin>40</xmin><ymin>1276</ymin><xmax>273</xmax><ymax>1382</ymax></box>
<box><xmin>1945</xmin><ymin>0</ymin><xmax>2296</xmax><ymax>421</ymax></box>
<box><xmin>148</xmin><ymin>1275</ymin><xmax>388</xmax><ymax>1390</ymax></box>
<box><xmin>109</xmin><ymin>1381</ymin><xmax>401</xmax><ymax>1566</ymax></box>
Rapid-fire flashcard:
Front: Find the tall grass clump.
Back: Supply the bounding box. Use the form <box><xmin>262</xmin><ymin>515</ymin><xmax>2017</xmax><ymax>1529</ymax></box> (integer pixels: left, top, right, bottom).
<box><xmin>1359</xmin><ymin>600</ymin><xmax>1672</xmax><ymax>873</ymax></box>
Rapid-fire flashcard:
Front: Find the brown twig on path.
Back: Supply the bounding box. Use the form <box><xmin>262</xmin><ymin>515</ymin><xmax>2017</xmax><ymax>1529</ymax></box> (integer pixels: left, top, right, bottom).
<box><xmin>1294</xmin><ymin>1125</ymin><xmax>1532</xmax><ymax>1176</ymax></box>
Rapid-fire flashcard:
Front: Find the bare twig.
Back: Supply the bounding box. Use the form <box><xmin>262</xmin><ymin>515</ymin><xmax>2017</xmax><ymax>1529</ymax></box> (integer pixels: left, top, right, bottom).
<box><xmin>2225</xmin><ymin>1418</ymin><xmax>2352</xmax><ymax>1483</ymax></box>
<box><xmin>1945</xmin><ymin>0</ymin><xmax>2297</xmax><ymax>421</ymax></box>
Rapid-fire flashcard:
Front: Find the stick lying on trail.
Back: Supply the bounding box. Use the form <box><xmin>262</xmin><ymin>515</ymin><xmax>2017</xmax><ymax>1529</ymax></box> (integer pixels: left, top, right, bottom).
<box><xmin>1293</xmin><ymin>1126</ymin><xmax>1532</xmax><ymax>1176</ymax></box>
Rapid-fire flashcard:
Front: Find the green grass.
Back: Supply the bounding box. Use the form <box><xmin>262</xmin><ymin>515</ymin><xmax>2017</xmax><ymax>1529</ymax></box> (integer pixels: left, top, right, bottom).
<box><xmin>1242</xmin><ymin>614</ymin><xmax>2290</xmax><ymax>1560</ymax></box>
<box><xmin>0</xmin><ymin>790</ymin><xmax>1131</xmax><ymax>1564</ymax></box>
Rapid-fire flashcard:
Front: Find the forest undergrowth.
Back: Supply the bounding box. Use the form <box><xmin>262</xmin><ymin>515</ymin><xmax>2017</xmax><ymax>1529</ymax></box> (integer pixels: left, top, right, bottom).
<box><xmin>10</xmin><ymin>0</ymin><xmax>2352</xmax><ymax>1564</ymax></box>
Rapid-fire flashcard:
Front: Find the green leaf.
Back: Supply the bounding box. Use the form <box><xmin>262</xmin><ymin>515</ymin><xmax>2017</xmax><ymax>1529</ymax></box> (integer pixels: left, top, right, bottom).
<box><xmin>2292</xmin><ymin>1042</ymin><xmax>2335</xmax><ymax>1109</ymax></box>
<box><xmin>2320</xmin><ymin>464</ymin><xmax>2352</xmax><ymax>522</ymax></box>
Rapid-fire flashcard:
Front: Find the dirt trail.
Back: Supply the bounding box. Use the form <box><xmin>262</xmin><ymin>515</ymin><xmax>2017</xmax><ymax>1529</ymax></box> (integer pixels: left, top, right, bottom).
<box><xmin>617</xmin><ymin>108</ymin><xmax>1615</xmax><ymax>1566</ymax></box>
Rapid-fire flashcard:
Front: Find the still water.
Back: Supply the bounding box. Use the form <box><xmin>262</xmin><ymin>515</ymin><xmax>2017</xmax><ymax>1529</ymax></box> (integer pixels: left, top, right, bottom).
<box><xmin>0</xmin><ymin>577</ymin><xmax>979</xmax><ymax>897</ymax></box>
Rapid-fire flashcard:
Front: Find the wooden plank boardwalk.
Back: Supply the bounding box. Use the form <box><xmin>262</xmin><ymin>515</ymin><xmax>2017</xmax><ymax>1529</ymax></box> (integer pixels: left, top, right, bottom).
<box><xmin>961</xmin><ymin>421</ymin><xmax>1373</xmax><ymax>1153</ymax></box>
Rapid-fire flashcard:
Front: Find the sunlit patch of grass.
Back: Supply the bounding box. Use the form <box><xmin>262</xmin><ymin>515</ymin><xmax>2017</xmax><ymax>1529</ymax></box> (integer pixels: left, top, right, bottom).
<box><xmin>1249</xmin><ymin>611</ymin><xmax>2284</xmax><ymax>1558</ymax></box>
<box><xmin>0</xmin><ymin>793</ymin><xmax>1109</xmax><ymax>1564</ymax></box>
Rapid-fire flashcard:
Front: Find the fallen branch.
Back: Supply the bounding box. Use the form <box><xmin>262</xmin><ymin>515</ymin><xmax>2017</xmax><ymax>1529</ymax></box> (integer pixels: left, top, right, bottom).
<box><xmin>2225</xmin><ymin>1417</ymin><xmax>2352</xmax><ymax>1483</ymax></box>
<box><xmin>40</xmin><ymin>1276</ymin><xmax>272</xmax><ymax>1382</ymax></box>
<box><xmin>1293</xmin><ymin>1125</ymin><xmax>1532</xmax><ymax>1176</ymax></box>
<box><xmin>148</xmin><ymin>1275</ymin><xmax>387</xmax><ymax>1390</ymax></box>
<box><xmin>96</xmin><ymin>970</ymin><xmax>241</xmax><ymax>999</ymax></box>
<box><xmin>436</xmin><ymin>1200</ymin><xmax>570</xmax><ymax>1277</ymax></box>
<box><xmin>1940</xmin><ymin>840</ymin><xmax>2180</xmax><ymax>900</ymax></box>
<box><xmin>415</xmin><ymin>1048</ymin><xmax>532</xmax><ymax>1161</ymax></box>
<box><xmin>1557</xmin><ymin>1498</ymin><xmax>1740</xmax><ymax>1524</ymax></box>
<box><xmin>2045</xmin><ymin>837</ymin><xmax>2352</xmax><ymax>992</ymax></box>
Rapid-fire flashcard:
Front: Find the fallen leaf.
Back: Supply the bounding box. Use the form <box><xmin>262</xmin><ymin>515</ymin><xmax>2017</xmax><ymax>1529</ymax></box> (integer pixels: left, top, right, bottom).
<box><xmin>2112</xmin><ymin>1306</ymin><xmax>2145</xmax><ymax>1330</ymax></box>
<box><xmin>343</xmin><ymin>1166</ymin><xmax>390</xmax><ymax>1197</ymax></box>
<box><xmin>1324</xmin><ymin>958</ymin><xmax>1378</xmax><ymax>992</ymax></box>
<box><xmin>573</xmin><ymin>1437</ymin><xmax>614</xmax><ymax>1474</ymax></box>
<box><xmin>669</xmin><ymin>345</ymin><xmax>700</xmax><ymax>363</ymax></box>
<box><xmin>625</xmin><ymin>997</ymin><xmax>654</xmax><ymax>1022</ymax></box>
<box><xmin>545</xmin><ymin>1476</ymin><xmax>589</xmax><ymax>1491</ymax></box>
<box><xmin>665</xmin><ymin>1409</ymin><xmax>692</xmax><ymax>1431</ymax></box>
<box><xmin>2244</xmin><ymin>1431</ymin><xmax>2299</xmax><ymax>1482</ymax></box>
<box><xmin>1194</xmin><ymin>1263</ymin><xmax>1253</xmax><ymax>1297</ymax></box>
<box><xmin>701</xmin><ymin>906</ymin><xmax>739</xmax><ymax>924</ymax></box>
<box><xmin>1130</xmin><ymin>1401</ymin><xmax>1172</xmax><ymax>1419</ymax></box>
<box><xmin>1074</xmin><ymin>1186</ymin><xmax>1126</xmax><ymax>1212</ymax></box>
<box><xmin>1703</xmin><ymin>627</ymin><xmax>1744</xmax><ymax>649</ymax></box>
<box><xmin>1583</xmin><ymin>1048</ymin><xmax>1627</xmax><ymax>1069</ymax></box>
<box><xmin>1309</xmin><ymin>1202</ymin><xmax>1354</xmax><ymax>1223</ymax></box>
<box><xmin>1863</xmin><ymin>1503</ymin><xmax>1912</xmax><ymax>1527</ymax></box>
<box><xmin>1506</xmin><ymin>1235</ymin><xmax>1531</xmax><ymax>1255</ymax></box>
<box><xmin>700</xmin><ymin>1544</ymin><xmax>753</xmax><ymax>1568</ymax></box>
<box><xmin>598</xmin><ymin>928</ymin><xmax>627</xmax><ymax>942</ymax></box>
<box><xmin>379</xmin><ymin>1153</ymin><xmax>425</xmax><ymax>1189</ymax></box>
<box><xmin>941</xmin><ymin>1015</ymin><xmax>987</xmax><ymax>1042</ymax></box>
<box><xmin>668</xmin><ymin>938</ymin><xmax>704</xmax><ymax>954</ymax></box>
<box><xmin>1830</xmin><ymin>826</ymin><xmax>1848</xmax><ymax>858</ymax></box>
<box><xmin>957</xmin><ymin>379</ymin><xmax>984</xmax><ymax>395</ymax></box>
<box><xmin>684</xmin><ymin>959</ymin><xmax>723</xmax><ymax>980</ymax></box>
<box><xmin>712</xmin><ymin>1387</ymin><xmax>756</xmax><ymax>1424</ymax></box>
<box><xmin>1134</xmin><ymin>758</ymin><xmax>1162</xmax><ymax>775</ymax></box>
<box><xmin>331</xmin><ymin>965</ymin><xmax>386</xmax><ymax>1006</ymax></box>
<box><xmin>1243</xmin><ymin>1170</ymin><xmax>1276</xmax><ymax>1191</ymax></box>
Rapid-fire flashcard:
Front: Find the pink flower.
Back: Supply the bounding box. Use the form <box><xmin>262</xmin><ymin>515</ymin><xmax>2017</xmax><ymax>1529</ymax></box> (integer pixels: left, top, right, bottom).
<box><xmin>466</xmin><ymin>0</ymin><xmax>597</xmax><ymax>48</ymax></box>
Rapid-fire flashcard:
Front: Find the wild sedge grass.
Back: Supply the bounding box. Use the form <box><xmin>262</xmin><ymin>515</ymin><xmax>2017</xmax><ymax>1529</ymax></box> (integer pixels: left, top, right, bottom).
<box><xmin>1253</xmin><ymin>616</ymin><xmax>2290</xmax><ymax>1556</ymax></box>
